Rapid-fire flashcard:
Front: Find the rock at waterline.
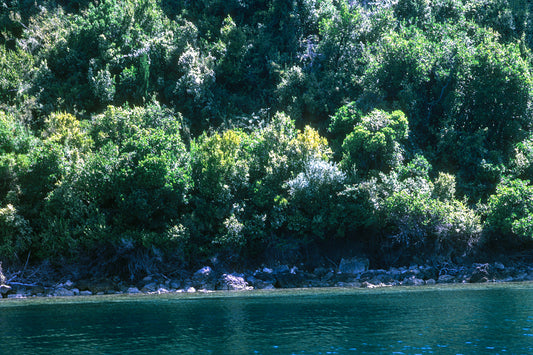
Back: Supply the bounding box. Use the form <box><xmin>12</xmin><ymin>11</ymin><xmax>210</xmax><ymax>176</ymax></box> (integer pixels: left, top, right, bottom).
<box><xmin>54</xmin><ymin>288</ymin><xmax>75</xmax><ymax>297</ymax></box>
<box><xmin>127</xmin><ymin>287</ymin><xmax>141</xmax><ymax>294</ymax></box>
<box><xmin>1</xmin><ymin>284</ymin><xmax>12</xmax><ymax>297</ymax></box>
<box><xmin>338</xmin><ymin>257</ymin><xmax>369</xmax><ymax>275</ymax></box>
<box><xmin>192</xmin><ymin>266</ymin><xmax>216</xmax><ymax>290</ymax></box>
<box><xmin>216</xmin><ymin>274</ymin><xmax>252</xmax><ymax>291</ymax></box>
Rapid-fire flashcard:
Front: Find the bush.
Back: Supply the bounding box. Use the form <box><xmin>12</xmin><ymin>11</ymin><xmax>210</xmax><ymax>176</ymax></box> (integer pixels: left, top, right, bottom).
<box><xmin>0</xmin><ymin>204</ymin><xmax>32</xmax><ymax>262</ymax></box>
<box><xmin>285</xmin><ymin>159</ymin><xmax>346</xmax><ymax>242</ymax></box>
<box><xmin>340</xmin><ymin>109</ymin><xmax>408</xmax><ymax>177</ymax></box>
<box><xmin>485</xmin><ymin>178</ymin><xmax>533</xmax><ymax>245</ymax></box>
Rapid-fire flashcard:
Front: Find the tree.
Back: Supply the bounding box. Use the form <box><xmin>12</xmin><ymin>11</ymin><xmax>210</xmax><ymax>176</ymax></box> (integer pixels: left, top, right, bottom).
<box><xmin>341</xmin><ymin>110</ymin><xmax>409</xmax><ymax>177</ymax></box>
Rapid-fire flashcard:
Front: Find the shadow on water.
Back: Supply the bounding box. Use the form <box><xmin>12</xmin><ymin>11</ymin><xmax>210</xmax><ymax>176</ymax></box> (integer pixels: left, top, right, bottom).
<box><xmin>1</xmin><ymin>283</ymin><xmax>533</xmax><ymax>354</ymax></box>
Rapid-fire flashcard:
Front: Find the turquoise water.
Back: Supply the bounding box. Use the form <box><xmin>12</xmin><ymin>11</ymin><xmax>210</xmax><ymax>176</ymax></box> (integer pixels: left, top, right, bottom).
<box><xmin>1</xmin><ymin>283</ymin><xmax>533</xmax><ymax>354</ymax></box>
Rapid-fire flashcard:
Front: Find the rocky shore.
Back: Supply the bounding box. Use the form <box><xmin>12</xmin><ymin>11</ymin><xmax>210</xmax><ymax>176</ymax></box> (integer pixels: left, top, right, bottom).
<box><xmin>2</xmin><ymin>257</ymin><xmax>533</xmax><ymax>299</ymax></box>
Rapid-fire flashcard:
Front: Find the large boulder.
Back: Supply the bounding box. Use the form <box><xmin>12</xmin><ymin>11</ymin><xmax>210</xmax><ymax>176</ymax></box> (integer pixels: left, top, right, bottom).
<box><xmin>0</xmin><ymin>284</ymin><xmax>12</xmax><ymax>297</ymax></box>
<box><xmin>469</xmin><ymin>264</ymin><xmax>490</xmax><ymax>283</ymax></box>
<box><xmin>216</xmin><ymin>274</ymin><xmax>252</xmax><ymax>291</ymax></box>
<box><xmin>275</xmin><ymin>272</ymin><xmax>306</xmax><ymax>288</ymax></box>
<box><xmin>338</xmin><ymin>257</ymin><xmax>369</xmax><ymax>275</ymax></box>
<box><xmin>54</xmin><ymin>288</ymin><xmax>75</xmax><ymax>297</ymax></box>
<box><xmin>192</xmin><ymin>266</ymin><xmax>216</xmax><ymax>290</ymax></box>
<box><xmin>82</xmin><ymin>279</ymin><xmax>118</xmax><ymax>294</ymax></box>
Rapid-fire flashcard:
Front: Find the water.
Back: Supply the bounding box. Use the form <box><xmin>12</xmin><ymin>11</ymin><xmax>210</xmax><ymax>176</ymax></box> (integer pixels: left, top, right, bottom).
<box><xmin>1</xmin><ymin>283</ymin><xmax>533</xmax><ymax>354</ymax></box>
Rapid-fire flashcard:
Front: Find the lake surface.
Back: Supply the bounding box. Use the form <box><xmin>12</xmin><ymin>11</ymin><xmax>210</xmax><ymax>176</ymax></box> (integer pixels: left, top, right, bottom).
<box><xmin>1</xmin><ymin>283</ymin><xmax>533</xmax><ymax>354</ymax></box>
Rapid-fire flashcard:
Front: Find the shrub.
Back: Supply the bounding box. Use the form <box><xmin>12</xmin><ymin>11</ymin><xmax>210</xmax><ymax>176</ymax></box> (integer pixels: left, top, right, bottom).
<box><xmin>0</xmin><ymin>204</ymin><xmax>32</xmax><ymax>262</ymax></box>
<box><xmin>485</xmin><ymin>178</ymin><xmax>533</xmax><ymax>245</ymax></box>
<box><xmin>341</xmin><ymin>109</ymin><xmax>408</xmax><ymax>177</ymax></box>
<box><xmin>285</xmin><ymin>159</ymin><xmax>346</xmax><ymax>242</ymax></box>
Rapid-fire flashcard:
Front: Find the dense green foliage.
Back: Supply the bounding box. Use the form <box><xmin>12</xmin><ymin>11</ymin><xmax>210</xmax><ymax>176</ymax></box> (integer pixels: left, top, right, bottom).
<box><xmin>1</xmin><ymin>0</ymin><xmax>533</xmax><ymax>272</ymax></box>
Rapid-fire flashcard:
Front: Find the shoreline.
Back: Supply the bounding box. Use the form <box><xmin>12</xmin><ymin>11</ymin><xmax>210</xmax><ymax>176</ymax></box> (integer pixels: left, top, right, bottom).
<box><xmin>2</xmin><ymin>259</ymin><xmax>533</xmax><ymax>299</ymax></box>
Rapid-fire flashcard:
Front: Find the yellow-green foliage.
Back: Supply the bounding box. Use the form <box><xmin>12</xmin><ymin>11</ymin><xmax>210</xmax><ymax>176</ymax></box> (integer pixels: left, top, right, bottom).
<box><xmin>341</xmin><ymin>109</ymin><xmax>408</xmax><ymax>176</ymax></box>
<box><xmin>0</xmin><ymin>204</ymin><xmax>32</xmax><ymax>262</ymax></box>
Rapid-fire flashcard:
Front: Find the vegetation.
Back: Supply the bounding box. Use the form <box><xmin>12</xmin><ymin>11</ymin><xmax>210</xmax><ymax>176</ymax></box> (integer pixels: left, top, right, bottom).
<box><xmin>1</xmin><ymin>0</ymin><xmax>533</xmax><ymax>274</ymax></box>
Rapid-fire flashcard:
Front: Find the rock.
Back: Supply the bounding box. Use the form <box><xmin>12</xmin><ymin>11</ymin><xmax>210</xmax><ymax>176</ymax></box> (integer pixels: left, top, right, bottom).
<box><xmin>141</xmin><ymin>282</ymin><xmax>158</xmax><ymax>293</ymax></box>
<box><xmin>1</xmin><ymin>284</ymin><xmax>12</xmax><ymax>297</ymax></box>
<box><xmin>274</xmin><ymin>265</ymin><xmax>290</xmax><ymax>274</ymax></box>
<box><xmin>253</xmin><ymin>271</ymin><xmax>277</xmax><ymax>284</ymax></box>
<box><xmin>89</xmin><ymin>279</ymin><xmax>117</xmax><ymax>294</ymax></box>
<box><xmin>54</xmin><ymin>288</ymin><xmax>75</xmax><ymax>297</ymax></box>
<box><xmin>28</xmin><ymin>285</ymin><xmax>45</xmax><ymax>296</ymax></box>
<box><xmin>469</xmin><ymin>264</ymin><xmax>490</xmax><ymax>283</ymax></box>
<box><xmin>493</xmin><ymin>262</ymin><xmax>505</xmax><ymax>271</ymax></box>
<box><xmin>170</xmin><ymin>280</ymin><xmax>182</xmax><ymax>290</ymax></box>
<box><xmin>313</xmin><ymin>267</ymin><xmax>329</xmax><ymax>277</ymax></box>
<box><xmin>192</xmin><ymin>266</ymin><xmax>216</xmax><ymax>290</ymax></box>
<box><xmin>216</xmin><ymin>274</ymin><xmax>252</xmax><ymax>291</ymax></box>
<box><xmin>252</xmin><ymin>280</ymin><xmax>276</xmax><ymax>289</ymax></box>
<box><xmin>338</xmin><ymin>257</ymin><xmax>369</xmax><ymax>275</ymax></box>
<box><xmin>361</xmin><ymin>281</ymin><xmax>376</xmax><ymax>288</ymax></box>
<box><xmin>127</xmin><ymin>287</ymin><xmax>141</xmax><ymax>294</ymax></box>
<box><xmin>157</xmin><ymin>288</ymin><xmax>169</xmax><ymax>294</ymax></box>
<box><xmin>419</xmin><ymin>266</ymin><xmax>438</xmax><ymax>280</ymax></box>
<box><xmin>403</xmin><ymin>276</ymin><xmax>424</xmax><ymax>286</ymax></box>
<box><xmin>262</xmin><ymin>267</ymin><xmax>273</xmax><ymax>274</ymax></box>
<box><xmin>75</xmin><ymin>279</ymin><xmax>91</xmax><ymax>291</ymax></box>
<box><xmin>142</xmin><ymin>276</ymin><xmax>153</xmax><ymax>282</ymax></box>
<box><xmin>425</xmin><ymin>279</ymin><xmax>436</xmax><ymax>285</ymax></box>
<box><xmin>322</xmin><ymin>271</ymin><xmax>335</xmax><ymax>282</ymax></box>
<box><xmin>335</xmin><ymin>281</ymin><xmax>362</xmax><ymax>288</ymax></box>
<box><xmin>275</xmin><ymin>272</ymin><xmax>306</xmax><ymax>288</ymax></box>
<box><xmin>194</xmin><ymin>266</ymin><xmax>213</xmax><ymax>279</ymax></box>
<box><xmin>61</xmin><ymin>280</ymin><xmax>75</xmax><ymax>289</ymax></box>
<box><xmin>79</xmin><ymin>291</ymin><xmax>92</xmax><ymax>296</ymax></box>
<box><xmin>71</xmin><ymin>288</ymin><xmax>80</xmax><ymax>295</ymax></box>
<box><xmin>437</xmin><ymin>274</ymin><xmax>455</xmax><ymax>283</ymax></box>
<box><xmin>7</xmin><ymin>294</ymin><xmax>25</xmax><ymax>299</ymax></box>
<box><xmin>186</xmin><ymin>287</ymin><xmax>196</xmax><ymax>293</ymax></box>
<box><xmin>262</xmin><ymin>283</ymin><xmax>276</xmax><ymax>290</ymax></box>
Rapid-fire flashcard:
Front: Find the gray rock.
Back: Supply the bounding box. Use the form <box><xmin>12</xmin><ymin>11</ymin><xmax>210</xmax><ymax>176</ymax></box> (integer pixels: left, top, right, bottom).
<box><xmin>7</xmin><ymin>293</ymin><xmax>25</xmax><ymax>299</ymax></box>
<box><xmin>274</xmin><ymin>265</ymin><xmax>290</xmax><ymax>274</ymax></box>
<box><xmin>335</xmin><ymin>281</ymin><xmax>362</xmax><ymax>288</ymax></box>
<box><xmin>260</xmin><ymin>283</ymin><xmax>275</xmax><ymax>290</ymax></box>
<box><xmin>141</xmin><ymin>282</ymin><xmax>158</xmax><ymax>293</ymax></box>
<box><xmin>493</xmin><ymin>262</ymin><xmax>505</xmax><ymax>271</ymax></box>
<box><xmin>275</xmin><ymin>272</ymin><xmax>305</xmax><ymax>288</ymax></box>
<box><xmin>79</xmin><ymin>290</ymin><xmax>92</xmax><ymax>296</ymax></box>
<box><xmin>469</xmin><ymin>264</ymin><xmax>490</xmax><ymax>283</ymax></box>
<box><xmin>127</xmin><ymin>287</ymin><xmax>141</xmax><ymax>294</ymax></box>
<box><xmin>313</xmin><ymin>267</ymin><xmax>330</xmax><ymax>277</ymax></box>
<box><xmin>338</xmin><ymin>257</ymin><xmax>369</xmax><ymax>275</ymax></box>
<box><xmin>0</xmin><ymin>284</ymin><xmax>12</xmax><ymax>296</ymax></box>
<box><xmin>192</xmin><ymin>266</ymin><xmax>216</xmax><ymax>290</ymax></box>
<box><xmin>28</xmin><ymin>285</ymin><xmax>45</xmax><ymax>296</ymax></box>
<box><xmin>361</xmin><ymin>281</ymin><xmax>376</xmax><ymax>288</ymax></box>
<box><xmin>62</xmin><ymin>280</ymin><xmax>75</xmax><ymax>289</ymax></box>
<box><xmin>71</xmin><ymin>288</ymin><xmax>80</xmax><ymax>295</ymax></box>
<box><xmin>194</xmin><ymin>266</ymin><xmax>213</xmax><ymax>278</ymax></box>
<box><xmin>216</xmin><ymin>274</ymin><xmax>252</xmax><ymax>291</ymax></box>
<box><xmin>186</xmin><ymin>287</ymin><xmax>196</xmax><ymax>293</ymax></box>
<box><xmin>262</xmin><ymin>267</ymin><xmax>273</xmax><ymax>274</ymax></box>
<box><xmin>85</xmin><ymin>279</ymin><xmax>117</xmax><ymax>294</ymax></box>
<box><xmin>157</xmin><ymin>288</ymin><xmax>169</xmax><ymax>294</ymax></box>
<box><xmin>170</xmin><ymin>280</ymin><xmax>181</xmax><ymax>290</ymax></box>
<box><xmin>438</xmin><ymin>274</ymin><xmax>455</xmax><ymax>283</ymax></box>
<box><xmin>54</xmin><ymin>288</ymin><xmax>75</xmax><ymax>297</ymax></box>
<box><xmin>403</xmin><ymin>276</ymin><xmax>424</xmax><ymax>286</ymax></box>
<box><xmin>425</xmin><ymin>279</ymin><xmax>436</xmax><ymax>285</ymax></box>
